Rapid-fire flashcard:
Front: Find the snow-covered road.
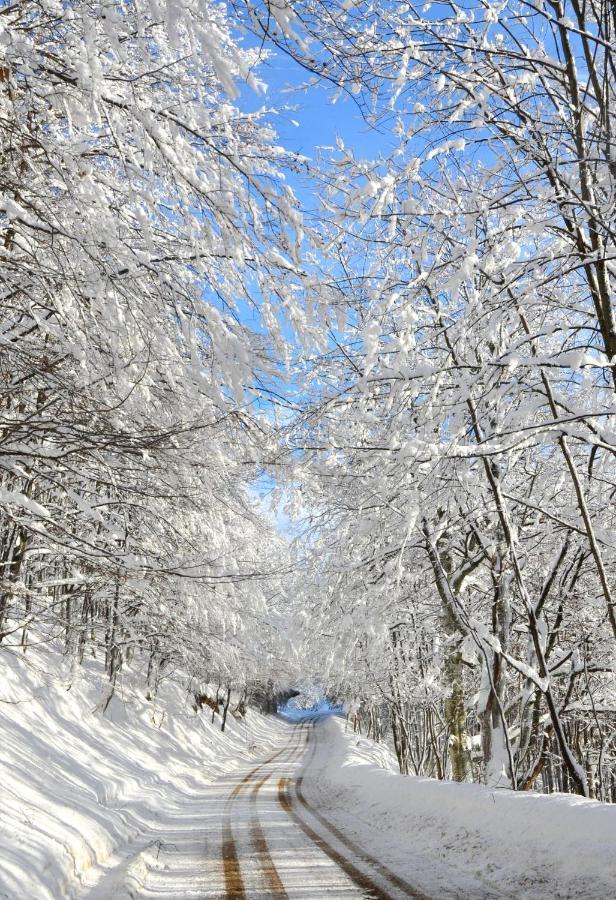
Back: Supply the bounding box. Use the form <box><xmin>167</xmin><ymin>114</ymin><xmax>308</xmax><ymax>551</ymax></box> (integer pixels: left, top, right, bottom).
<box><xmin>212</xmin><ymin>718</ymin><xmax>425</xmax><ymax>899</ymax></box>
<box><xmin>80</xmin><ymin>716</ymin><xmax>425</xmax><ymax>900</ymax></box>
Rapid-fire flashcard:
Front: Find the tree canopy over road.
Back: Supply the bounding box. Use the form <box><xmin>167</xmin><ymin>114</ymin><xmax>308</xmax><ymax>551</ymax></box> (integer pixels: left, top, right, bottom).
<box><xmin>1</xmin><ymin>0</ymin><xmax>616</xmax><ymax>801</ymax></box>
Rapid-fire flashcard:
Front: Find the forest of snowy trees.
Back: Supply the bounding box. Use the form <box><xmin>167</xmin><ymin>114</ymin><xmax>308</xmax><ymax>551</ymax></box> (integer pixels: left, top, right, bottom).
<box><xmin>1</xmin><ymin>0</ymin><xmax>615</xmax><ymax>804</ymax></box>
<box><xmin>0</xmin><ymin>0</ymin><xmax>300</xmax><ymax>709</ymax></box>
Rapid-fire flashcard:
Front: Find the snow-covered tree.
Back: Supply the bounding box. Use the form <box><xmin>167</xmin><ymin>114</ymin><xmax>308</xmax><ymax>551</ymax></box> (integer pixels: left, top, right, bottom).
<box><xmin>268</xmin><ymin>0</ymin><xmax>616</xmax><ymax>799</ymax></box>
<box><xmin>0</xmin><ymin>0</ymin><xmax>302</xmax><ymax>699</ymax></box>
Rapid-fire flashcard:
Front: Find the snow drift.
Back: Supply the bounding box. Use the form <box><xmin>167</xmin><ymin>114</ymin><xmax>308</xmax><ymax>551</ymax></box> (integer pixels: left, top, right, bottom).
<box><xmin>0</xmin><ymin>646</ymin><xmax>285</xmax><ymax>900</ymax></box>
<box><xmin>305</xmin><ymin>716</ymin><xmax>616</xmax><ymax>900</ymax></box>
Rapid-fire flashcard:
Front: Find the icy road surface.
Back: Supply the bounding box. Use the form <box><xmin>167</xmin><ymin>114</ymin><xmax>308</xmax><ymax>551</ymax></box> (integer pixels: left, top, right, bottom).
<box><xmin>214</xmin><ymin>718</ymin><xmax>425</xmax><ymax>899</ymax></box>
<box><xmin>83</xmin><ymin>717</ymin><xmax>426</xmax><ymax>900</ymax></box>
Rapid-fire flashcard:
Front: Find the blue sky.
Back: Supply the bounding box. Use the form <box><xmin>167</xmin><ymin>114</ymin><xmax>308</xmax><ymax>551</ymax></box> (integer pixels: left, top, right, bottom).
<box><xmin>239</xmin><ymin>43</ymin><xmax>393</xmax><ymax>201</ymax></box>
<box><xmin>260</xmin><ymin>52</ymin><xmax>385</xmax><ymax>155</ymax></box>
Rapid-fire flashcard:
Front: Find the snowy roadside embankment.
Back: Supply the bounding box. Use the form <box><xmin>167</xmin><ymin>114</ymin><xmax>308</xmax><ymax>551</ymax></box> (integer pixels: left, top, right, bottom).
<box><xmin>0</xmin><ymin>646</ymin><xmax>285</xmax><ymax>900</ymax></box>
<box><xmin>304</xmin><ymin>716</ymin><xmax>616</xmax><ymax>900</ymax></box>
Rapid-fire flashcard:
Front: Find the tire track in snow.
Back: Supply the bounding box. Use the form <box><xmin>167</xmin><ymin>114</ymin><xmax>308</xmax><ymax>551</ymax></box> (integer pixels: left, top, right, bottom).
<box><xmin>249</xmin><ymin>773</ymin><xmax>288</xmax><ymax>897</ymax></box>
<box><xmin>278</xmin><ymin>775</ymin><xmax>399</xmax><ymax>899</ymax></box>
<box><xmin>244</xmin><ymin>722</ymin><xmax>309</xmax><ymax>897</ymax></box>
<box><xmin>278</xmin><ymin>721</ymin><xmax>430</xmax><ymax>900</ymax></box>
<box><xmin>222</xmin><ymin>722</ymin><xmax>307</xmax><ymax>898</ymax></box>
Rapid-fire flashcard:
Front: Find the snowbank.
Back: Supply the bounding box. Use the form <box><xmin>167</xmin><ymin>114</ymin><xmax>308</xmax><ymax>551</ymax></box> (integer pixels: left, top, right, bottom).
<box><xmin>0</xmin><ymin>645</ymin><xmax>285</xmax><ymax>900</ymax></box>
<box><xmin>304</xmin><ymin>716</ymin><xmax>616</xmax><ymax>900</ymax></box>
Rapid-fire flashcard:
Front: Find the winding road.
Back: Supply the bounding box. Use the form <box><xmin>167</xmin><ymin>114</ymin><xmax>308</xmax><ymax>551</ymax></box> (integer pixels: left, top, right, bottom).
<box><xmin>217</xmin><ymin>718</ymin><xmax>429</xmax><ymax>899</ymax></box>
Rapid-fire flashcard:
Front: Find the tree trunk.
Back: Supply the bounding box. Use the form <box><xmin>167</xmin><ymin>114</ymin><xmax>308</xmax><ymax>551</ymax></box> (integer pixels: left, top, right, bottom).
<box><xmin>221</xmin><ymin>686</ymin><xmax>232</xmax><ymax>733</ymax></box>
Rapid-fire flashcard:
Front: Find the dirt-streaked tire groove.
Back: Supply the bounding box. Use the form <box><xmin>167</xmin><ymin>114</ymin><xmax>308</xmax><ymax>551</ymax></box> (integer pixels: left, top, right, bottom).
<box><xmin>250</xmin><ymin>773</ymin><xmax>288</xmax><ymax>898</ymax></box>
<box><xmin>222</xmin><ymin>723</ymin><xmax>306</xmax><ymax>898</ymax></box>
<box><xmin>278</xmin><ymin>774</ymin><xmax>396</xmax><ymax>899</ymax></box>
<box><xmin>221</xmin><ymin>822</ymin><xmax>246</xmax><ymax>900</ymax></box>
<box><xmin>280</xmin><ymin>721</ymin><xmax>430</xmax><ymax>899</ymax></box>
